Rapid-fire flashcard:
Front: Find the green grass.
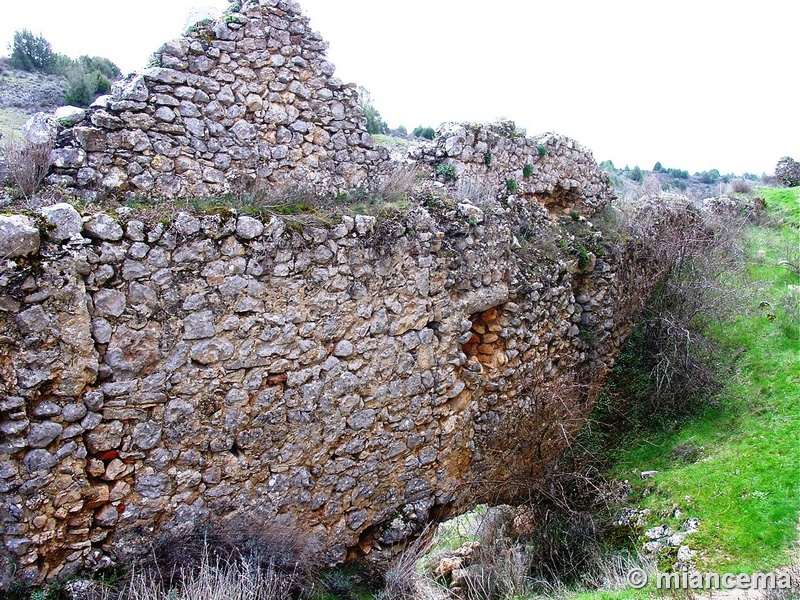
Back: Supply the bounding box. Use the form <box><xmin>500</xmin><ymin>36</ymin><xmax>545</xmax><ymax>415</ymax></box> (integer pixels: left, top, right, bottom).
<box><xmin>372</xmin><ymin>134</ymin><xmax>417</xmax><ymax>158</ymax></box>
<box><xmin>0</xmin><ymin>106</ymin><xmax>29</xmax><ymax>141</ymax></box>
<box><xmin>607</xmin><ymin>187</ymin><xmax>800</xmax><ymax>574</ymax></box>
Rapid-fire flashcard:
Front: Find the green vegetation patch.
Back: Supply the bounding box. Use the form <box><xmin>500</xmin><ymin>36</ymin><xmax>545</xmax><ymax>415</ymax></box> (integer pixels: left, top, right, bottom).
<box><xmin>607</xmin><ymin>187</ymin><xmax>800</xmax><ymax>572</ymax></box>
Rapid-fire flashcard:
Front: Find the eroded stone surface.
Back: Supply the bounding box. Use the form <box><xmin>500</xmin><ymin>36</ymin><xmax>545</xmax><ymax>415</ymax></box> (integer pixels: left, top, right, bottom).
<box><xmin>0</xmin><ymin>216</ymin><xmax>40</xmax><ymax>258</ymax></box>
<box><xmin>0</xmin><ymin>189</ymin><xmax>697</xmax><ymax>588</ymax></box>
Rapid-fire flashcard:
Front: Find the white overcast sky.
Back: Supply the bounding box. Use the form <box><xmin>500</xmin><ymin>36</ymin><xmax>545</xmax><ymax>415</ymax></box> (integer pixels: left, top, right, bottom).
<box><xmin>2</xmin><ymin>1</ymin><xmax>798</xmax><ymax>175</ymax></box>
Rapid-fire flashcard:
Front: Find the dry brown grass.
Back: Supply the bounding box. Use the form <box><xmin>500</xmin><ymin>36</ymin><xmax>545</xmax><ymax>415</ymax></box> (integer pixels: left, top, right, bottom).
<box><xmin>1</xmin><ymin>137</ymin><xmax>52</xmax><ymax>199</ymax></box>
<box><xmin>729</xmin><ymin>178</ymin><xmax>754</xmax><ymax>194</ymax></box>
<box><xmin>122</xmin><ymin>549</ymin><xmax>296</xmax><ymax>600</ymax></box>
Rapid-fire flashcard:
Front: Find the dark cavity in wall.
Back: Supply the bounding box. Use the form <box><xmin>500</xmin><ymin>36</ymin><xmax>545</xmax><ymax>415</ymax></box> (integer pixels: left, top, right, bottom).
<box><xmin>462</xmin><ymin>306</ymin><xmax>507</xmax><ymax>373</ymax></box>
<box><xmin>537</xmin><ymin>184</ymin><xmax>584</xmax><ymax>212</ymax></box>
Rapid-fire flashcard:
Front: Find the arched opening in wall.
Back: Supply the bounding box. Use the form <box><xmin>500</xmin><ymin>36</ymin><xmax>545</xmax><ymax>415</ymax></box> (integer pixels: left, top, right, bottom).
<box><xmin>462</xmin><ymin>306</ymin><xmax>507</xmax><ymax>372</ymax></box>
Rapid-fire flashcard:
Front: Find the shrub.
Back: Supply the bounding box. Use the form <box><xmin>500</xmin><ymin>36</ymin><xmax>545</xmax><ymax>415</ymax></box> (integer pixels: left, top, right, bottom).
<box><xmin>64</xmin><ymin>67</ymin><xmax>111</xmax><ymax>107</ymax></box>
<box><xmin>413</xmin><ymin>126</ymin><xmax>435</xmax><ymax>140</ymax></box>
<box><xmin>10</xmin><ymin>29</ymin><xmax>54</xmax><ymax>72</ymax></box>
<box><xmin>666</xmin><ymin>167</ymin><xmax>689</xmax><ymax>179</ymax></box>
<box><xmin>523</xmin><ymin>163</ymin><xmax>533</xmax><ymax>178</ymax></box>
<box><xmin>2</xmin><ymin>138</ymin><xmax>53</xmax><ymax>199</ymax></box>
<box><xmin>435</xmin><ymin>163</ymin><xmax>456</xmax><ymax>182</ymax></box>
<box><xmin>600</xmin><ymin>204</ymin><xmax>750</xmax><ymax>427</ymax></box>
<box><xmin>358</xmin><ymin>86</ymin><xmax>388</xmax><ymax>135</ymax></box>
<box><xmin>142</xmin><ymin>522</ymin><xmax>322</xmax><ymax>600</ymax></box>
<box><xmin>483</xmin><ymin>151</ymin><xmax>492</xmax><ymax>166</ymax></box>
<box><xmin>653</xmin><ymin>161</ymin><xmax>663</xmax><ymax>172</ymax></box>
<box><xmin>642</xmin><ymin>174</ymin><xmax>662</xmax><ymax>196</ymax></box>
<box><xmin>775</xmin><ymin>156</ymin><xmax>800</xmax><ymax>187</ymax></box>
<box><xmin>730</xmin><ymin>178</ymin><xmax>753</xmax><ymax>194</ymax></box>
<box><xmin>121</xmin><ymin>543</ymin><xmax>299</xmax><ymax>600</ymax></box>
<box><xmin>536</xmin><ymin>143</ymin><xmax>547</xmax><ymax>157</ymax></box>
<box><xmin>576</xmin><ymin>244</ymin><xmax>590</xmax><ymax>269</ymax></box>
<box><xmin>506</xmin><ymin>178</ymin><xmax>518</xmax><ymax>193</ymax></box>
<box><xmin>599</xmin><ymin>160</ymin><xmax>615</xmax><ymax>172</ymax></box>
<box><xmin>76</xmin><ymin>55</ymin><xmax>121</xmax><ymax>80</ymax></box>
<box><xmin>696</xmin><ymin>169</ymin><xmax>721</xmax><ymax>184</ymax></box>
<box><xmin>628</xmin><ymin>166</ymin><xmax>643</xmax><ymax>182</ymax></box>
<box><xmin>375</xmin><ymin>529</ymin><xmax>442</xmax><ymax>600</ymax></box>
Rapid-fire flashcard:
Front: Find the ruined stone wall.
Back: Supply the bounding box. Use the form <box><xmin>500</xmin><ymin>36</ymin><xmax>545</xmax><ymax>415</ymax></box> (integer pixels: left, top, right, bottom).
<box><xmin>0</xmin><ymin>186</ymin><xmax>696</xmax><ymax>587</ymax></box>
<box><xmin>0</xmin><ymin>0</ymin><xmax>700</xmax><ymax>588</ymax></box>
<box><xmin>45</xmin><ymin>0</ymin><xmax>387</xmax><ymax>200</ymax></box>
<box><xmin>415</xmin><ymin>121</ymin><xmax>613</xmax><ymax>215</ymax></box>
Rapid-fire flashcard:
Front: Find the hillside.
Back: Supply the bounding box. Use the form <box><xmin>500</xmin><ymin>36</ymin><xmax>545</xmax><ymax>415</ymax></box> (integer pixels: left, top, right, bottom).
<box><xmin>0</xmin><ymin>58</ymin><xmax>66</xmax><ymax>141</ymax></box>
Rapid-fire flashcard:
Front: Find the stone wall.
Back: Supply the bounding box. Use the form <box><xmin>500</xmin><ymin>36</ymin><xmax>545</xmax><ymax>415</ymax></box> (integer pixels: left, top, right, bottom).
<box><xmin>45</xmin><ymin>0</ymin><xmax>387</xmax><ymax>200</ymax></box>
<box><xmin>415</xmin><ymin>121</ymin><xmax>613</xmax><ymax>215</ymax></box>
<box><xmin>0</xmin><ymin>0</ymin><xmax>702</xmax><ymax>588</ymax></box>
<box><xmin>0</xmin><ymin>187</ymin><xmax>697</xmax><ymax>587</ymax></box>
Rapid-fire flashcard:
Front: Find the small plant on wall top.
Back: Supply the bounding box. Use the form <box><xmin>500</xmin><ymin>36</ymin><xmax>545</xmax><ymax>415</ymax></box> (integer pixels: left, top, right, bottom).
<box><xmin>537</xmin><ymin>143</ymin><xmax>547</xmax><ymax>158</ymax></box>
<box><xmin>523</xmin><ymin>164</ymin><xmax>533</xmax><ymax>178</ymax></box>
<box><xmin>506</xmin><ymin>179</ymin><xmax>518</xmax><ymax>193</ymax></box>
<box><xmin>436</xmin><ymin>163</ymin><xmax>456</xmax><ymax>182</ymax></box>
<box><xmin>484</xmin><ymin>151</ymin><xmax>493</xmax><ymax>166</ymax></box>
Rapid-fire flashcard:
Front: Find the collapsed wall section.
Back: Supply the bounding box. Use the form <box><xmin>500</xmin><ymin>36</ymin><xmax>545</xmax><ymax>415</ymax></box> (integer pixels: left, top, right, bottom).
<box><xmin>46</xmin><ymin>0</ymin><xmax>388</xmax><ymax>200</ymax></box>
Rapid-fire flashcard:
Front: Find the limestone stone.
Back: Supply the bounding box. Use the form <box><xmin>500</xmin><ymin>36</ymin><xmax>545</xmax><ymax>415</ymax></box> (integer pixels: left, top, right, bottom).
<box><xmin>84</xmin><ymin>214</ymin><xmax>123</xmax><ymax>241</ymax></box>
<box><xmin>91</xmin><ymin>318</ymin><xmax>113</xmax><ymax>344</ymax></box>
<box><xmin>22</xmin><ymin>450</ymin><xmax>56</xmax><ymax>473</ymax></box>
<box><xmin>135</xmin><ymin>474</ymin><xmax>170</xmax><ymax>498</ymax></box>
<box><xmin>105</xmin><ymin>324</ymin><xmax>162</xmax><ymax>379</ymax></box>
<box><xmin>0</xmin><ymin>215</ymin><xmax>40</xmax><ymax>257</ymax></box>
<box><xmin>355</xmin><ymin>215</ymin><xmax>376</xmax><ymax>236</ymax></box>
<box><xmin>62</xmin><ymin>403</ymin><xmax>88</xmax><ymax>423</ymax></box>
<box><xmin>103</xmin><ymin>459</ymin><xmax>133</xmax><ymax>481</ymax></box>
<box><xmin>114</xmin><ymin>75</ymin><xmax>150</xmax><ymax>102</ymax></box>
<box><xmin>94</xmin><ymin>504</ymin><xmax>119</xmax><ymax>527</ymax></box>
<box><xmin>143</xmin><ymin>67</ymin><xmax>187</xmax><ymax>84</ymax></box>
<box><xmin>83</xmin><ymin>391</ymin><xmax>104</xmax><ymax>412</ymax></box>
<box><xmin>27</xmin><ymin>422</ymin><xmax>63</xmax><ymax>449</ymax></box>
<box><xmin>0</xmin><ymin>419</ymin><xmax>28</xmax><ymax>435</ymax></box>
<box><xmin>132</xmin><ymin>421</ymin><xmax>162</xmax><ymax>450</ymax></box>
<box><xmin>93</xmin><ymin>289</ymin><xmax>127</xmax><ymax>318</ymax></box>
<box><xmin>54</xmin><ymin>105</ymin><xmax>87</xmax><ymax>124</ymax></box>
<box><xmin>85</xmin><ymin>422</ymin><xmax>123</xmax><ymax>454</ymax></box>
<box><xmin>235</xmin><ymin>216</ymin><xmax>264</xmax><ymax>239</ymax></box>
<box><xmin>31</xmin><ymin>401</ymin><xmax>61</xmax><ymax>417</ymax></box>
<box><xmin>333</xmin><ymin>340</ymin><xmax>353</xmax><ymax>357</ymax></box>
<box><xmin>39</xmin><ymin>203</ymin><xmax>83</xmax><ymax>242</ymax></box>
<box><xmin>15</xmin><ymin>305</ymin><xmax>49</xmax><ymax>335</ymax></box>
<box><xmin>22</xmin><ymin>112</ymin><xmax>56</xmax><ymax>144</ymax></box>
<box><xmin>183</xmin><ymin>311</ymin><xmax>216</xmax><ymax>339</ymax></box>
<box><xmin>190</xmin><ymin>338</ymin><xmax>235</xmax><ymax>364</ymax></box>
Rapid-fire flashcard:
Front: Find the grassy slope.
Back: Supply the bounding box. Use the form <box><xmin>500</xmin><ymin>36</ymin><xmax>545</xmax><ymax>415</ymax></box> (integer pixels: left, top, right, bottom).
<box><xmin>0</xmin><ymin>107</ymin><xmax>29</xmax><ymax>141</ymax></box>
<box><xmin>575</xmin><ymin>188</ymin><xmax>799</xmax><ymax>598</ymax></box>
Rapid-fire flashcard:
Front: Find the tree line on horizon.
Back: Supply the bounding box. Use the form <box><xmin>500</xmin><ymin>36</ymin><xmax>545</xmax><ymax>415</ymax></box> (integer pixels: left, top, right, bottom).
<box><xmin>6</xmin><ymin>29</ymin><xmax>120</xmax><ymax>107</ymax></box>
